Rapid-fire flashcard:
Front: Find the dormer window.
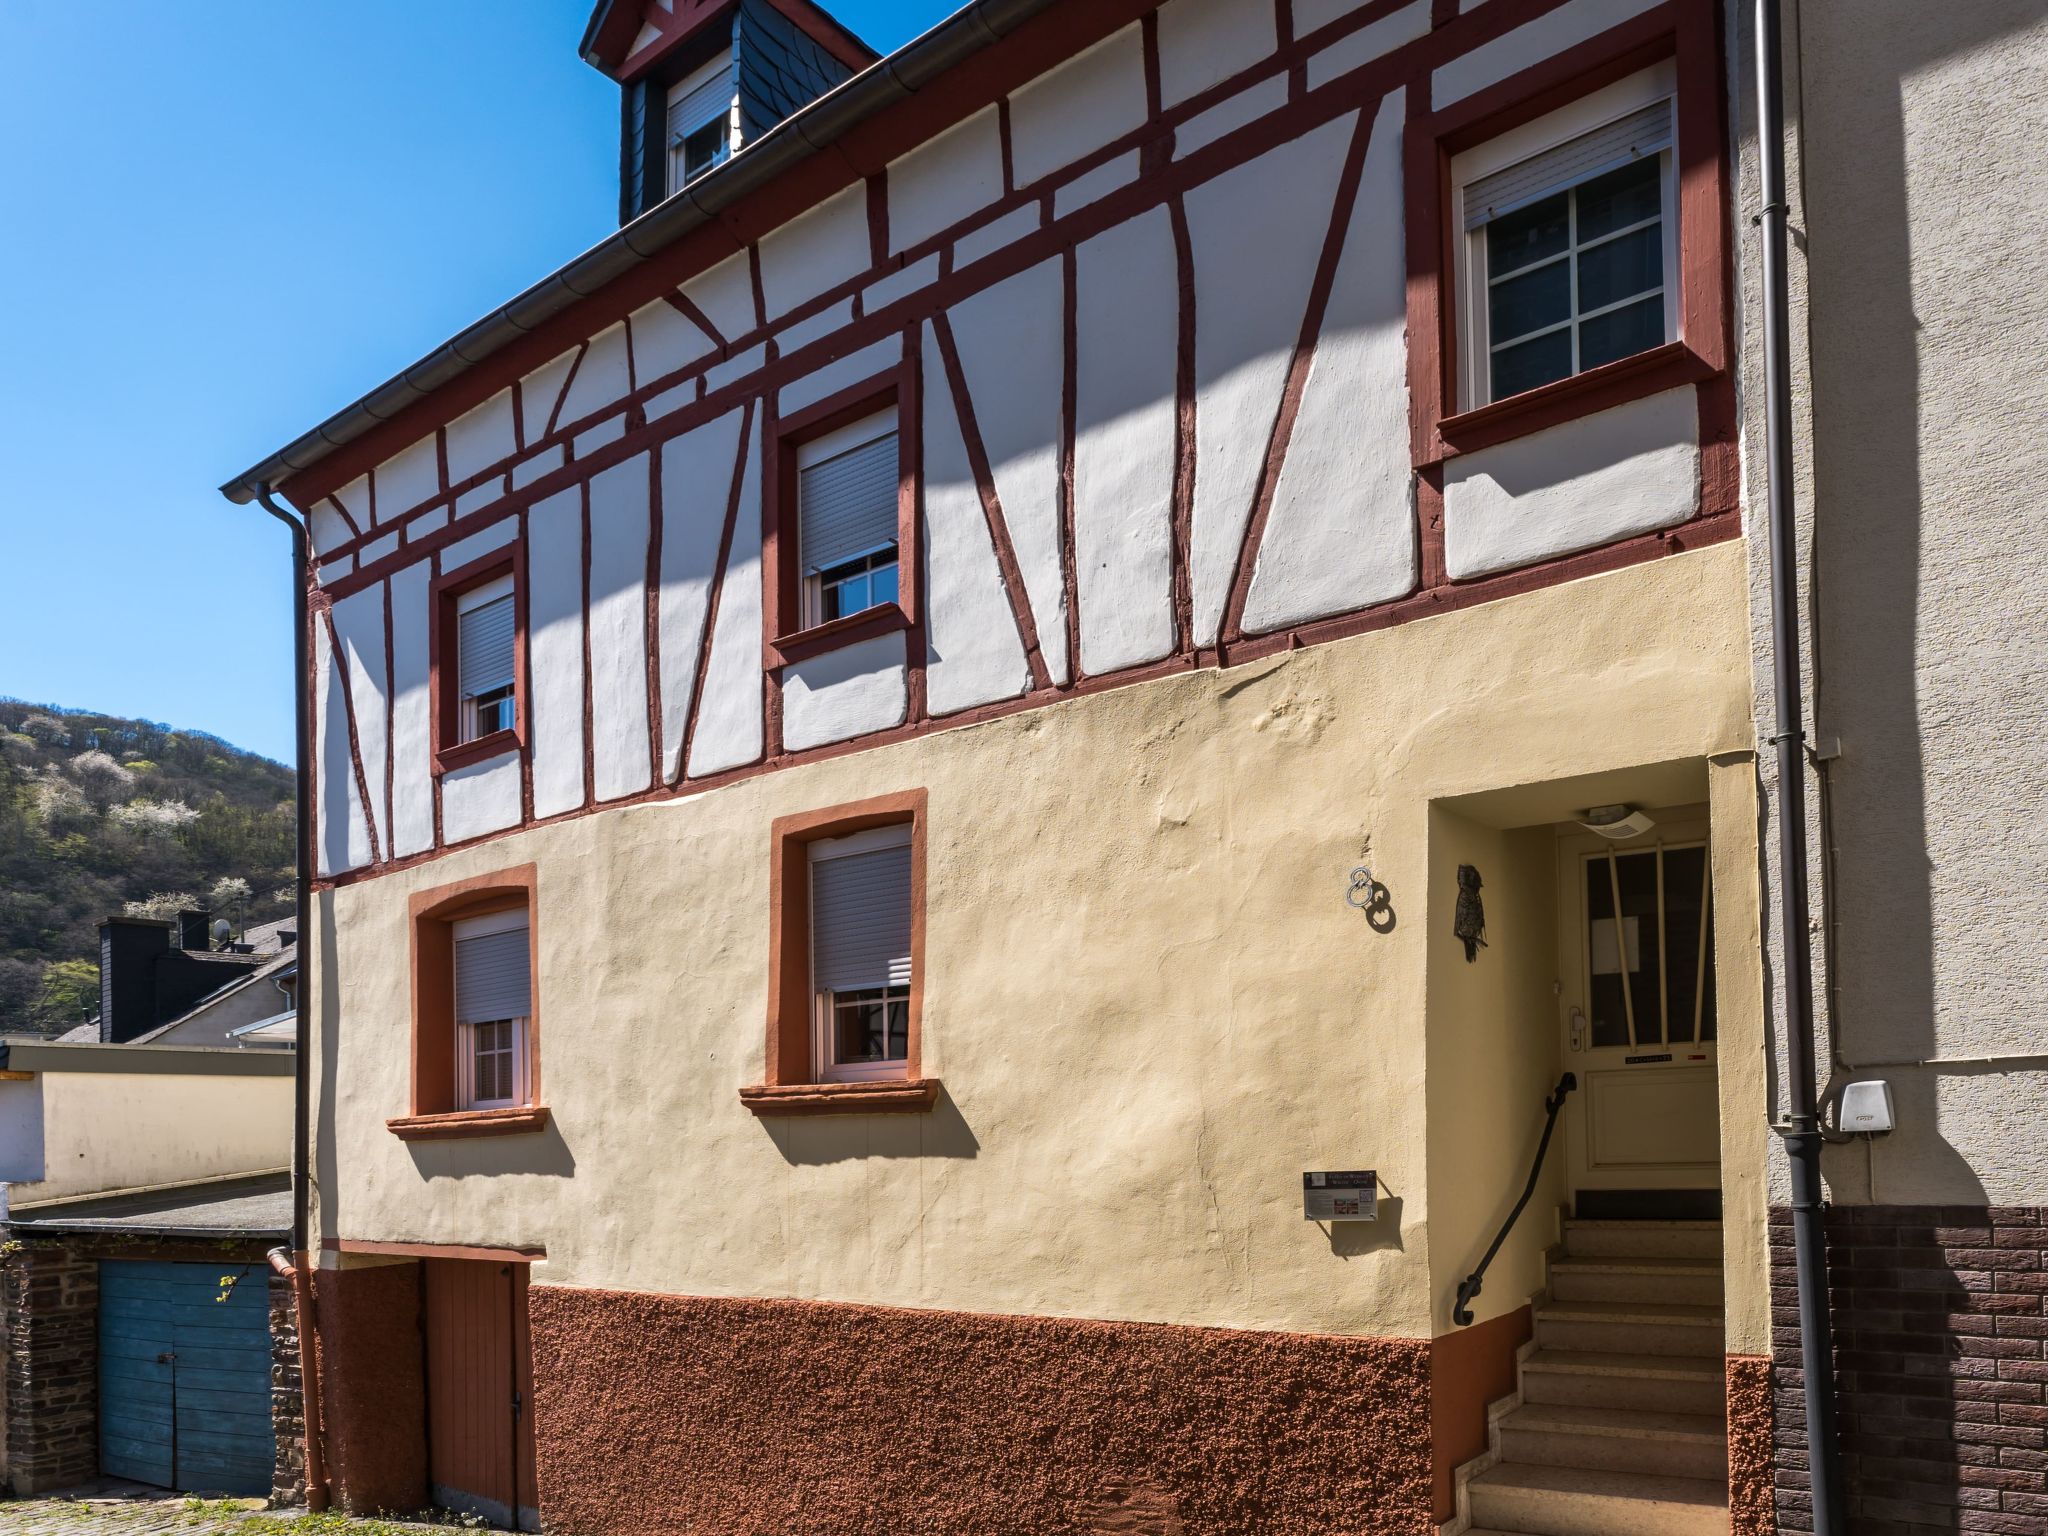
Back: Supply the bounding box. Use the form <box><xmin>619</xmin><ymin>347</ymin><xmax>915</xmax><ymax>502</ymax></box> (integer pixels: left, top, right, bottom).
<box><xmin>667</xmin><ymin>57</ymin><xmax>736</xmax><ymax>193</ymax></box>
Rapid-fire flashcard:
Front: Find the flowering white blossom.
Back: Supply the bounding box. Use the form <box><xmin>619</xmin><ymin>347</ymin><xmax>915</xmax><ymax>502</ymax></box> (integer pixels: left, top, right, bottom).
<box><xmin>122</xmin><ymin>891</ymin><xmax>199</xmax><ymax>920</ymax></box>
<box><xmin>108</xmin><ymin>799</ymin><xmax>200</xmax><ymax>836</ymax></box>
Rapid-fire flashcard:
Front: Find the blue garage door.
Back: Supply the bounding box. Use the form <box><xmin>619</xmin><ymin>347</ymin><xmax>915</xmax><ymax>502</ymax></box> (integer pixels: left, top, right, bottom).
<box><xmin>99</xmin><ymin>1260</ymin><xmax>275</xmax><ymax>1495</ymax></box>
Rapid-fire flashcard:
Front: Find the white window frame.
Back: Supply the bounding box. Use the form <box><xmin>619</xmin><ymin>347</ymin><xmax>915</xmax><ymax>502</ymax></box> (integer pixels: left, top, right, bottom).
<box><xmin>1580</xmin><ymin>835</ymin><xmax>1714</xmax><ymax>1051</ymax></box>
<box><xmin>808</xmin><ymin>822</ymin><xmax>914</xmax><ymax>1084</ymax></box>
<box><xmin>1452</xmin><ymin>63</ymin><xmax>1681</xmax><ymax>411</ymax></box>
<box><xmin>666</xmin><ymin>55</ymin><xmax>737</xmax><ymax>195</ymax></box>
<box><xmin>796</xmin><ymin>407</ymin><xmax>901</xmax><ymax>630</ymax></box>
<box><xmin>452</xmin><ymin>907</ymin><xmax>530</xmax><ymax>1111</ymax></box>
<box><xmin>454</xmin><ymin>574</ymin><xmax>516</xmax><ymax>745</ymax></box>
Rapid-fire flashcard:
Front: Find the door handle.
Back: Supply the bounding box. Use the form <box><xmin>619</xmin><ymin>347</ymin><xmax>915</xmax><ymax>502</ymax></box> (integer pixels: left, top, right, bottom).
<box><xmin>155</xmin><ymin>1352</ymin><xmax>176</xmax><ymax>1365</ymax></box>
<box><xmin>1568</xmin><ymin>1007</ymin><xmax>1586</xmax><ymax>1053</ymax></box>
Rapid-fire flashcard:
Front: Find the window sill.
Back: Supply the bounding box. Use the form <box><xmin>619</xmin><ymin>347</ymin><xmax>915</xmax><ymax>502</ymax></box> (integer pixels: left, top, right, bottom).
<box><xmin>387</xmin><ymin>1105</ymin><xmax>551</xmax><ymax>1142</ymax></box>
<box><xmin>766</xmin><ymin>603</ymin><xmax>911</xmax><ymax>668</ymax></box>
<box><xmin>1426</xmin><ymin>341</ymin><xmax>1715</xmax><ymax>463</ymax></box>
<box><xmin>737</xmin><ymin>1078</ymin><xmax>940</xmax><ymax>1117</ymax></box>
<box><xmin>434</xmin><ymin>729</ymin><xmax>523</xmax><ymax>776</ymax></box>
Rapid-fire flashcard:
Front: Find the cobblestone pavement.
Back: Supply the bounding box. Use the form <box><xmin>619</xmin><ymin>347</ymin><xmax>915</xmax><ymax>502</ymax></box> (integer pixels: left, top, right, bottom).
<box><xmin>0</xmin><ymin>1492</ymin><xmax>480</xmax><ymax>1535</ymax></box>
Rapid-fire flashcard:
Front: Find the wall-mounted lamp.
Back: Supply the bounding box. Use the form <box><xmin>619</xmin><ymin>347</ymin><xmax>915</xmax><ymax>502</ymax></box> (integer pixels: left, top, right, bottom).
<box><xmin>1576</xmin><ymin>803</ymin><xmax>1657</xmax><ymax>840</ymax></box>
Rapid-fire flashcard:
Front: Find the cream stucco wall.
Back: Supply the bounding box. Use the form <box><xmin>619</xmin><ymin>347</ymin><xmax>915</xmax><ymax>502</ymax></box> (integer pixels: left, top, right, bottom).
<box><xmin>312</xmin><ymin>541</ymin><xmax>1756</xmax><ymax>1340</ymax></box>
<box><xmin>8</xmin><ymin>1066</ymin><xmax>292</xmax><ymax>1207</ymax></box>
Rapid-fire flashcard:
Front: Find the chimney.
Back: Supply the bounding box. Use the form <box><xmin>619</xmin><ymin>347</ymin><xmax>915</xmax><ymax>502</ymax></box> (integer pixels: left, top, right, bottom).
<box><xmin>98</xmin><ymin>916</ymin><xmax>174</xmax><ymax>1043</ymax></box>
<box><xmin>178</xmin><ymin>908</ymin><xmax>214</xmax><ymax>952</ymax></box>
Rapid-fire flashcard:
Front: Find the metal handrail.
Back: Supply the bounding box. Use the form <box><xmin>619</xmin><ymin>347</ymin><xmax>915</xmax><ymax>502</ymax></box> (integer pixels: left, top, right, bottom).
<box><xmin>1452</xmin><ymin>1072</ymin><xmax>1577</xmax><ymax>1327</ymax></box>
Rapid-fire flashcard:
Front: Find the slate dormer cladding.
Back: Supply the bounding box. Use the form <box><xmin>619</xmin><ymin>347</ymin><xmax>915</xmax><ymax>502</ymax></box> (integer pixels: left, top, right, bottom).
<box><xmin>734</xmin><ymin>0</ymin><xmax>859</xmax><ymax>145</ymax></box>
<box><xmin>618</xmin><ymin>0</ymin><xmax>859</xmax><ymax>226</ymax></box>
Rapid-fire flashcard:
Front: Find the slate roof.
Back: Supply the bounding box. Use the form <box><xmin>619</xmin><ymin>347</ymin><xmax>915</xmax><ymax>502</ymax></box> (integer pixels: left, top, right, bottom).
<box><xmin>4</xmin><ymin>1172</ymin><xmax>291</xmax><ymax>1239</ymax></box>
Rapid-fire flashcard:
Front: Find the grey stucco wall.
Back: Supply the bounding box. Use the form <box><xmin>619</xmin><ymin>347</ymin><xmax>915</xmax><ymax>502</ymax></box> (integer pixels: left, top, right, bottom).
<box><xmin>1744</xmin><ymin>0</ymin><xmax>2048</xmax><ymax>1206</ymax></box>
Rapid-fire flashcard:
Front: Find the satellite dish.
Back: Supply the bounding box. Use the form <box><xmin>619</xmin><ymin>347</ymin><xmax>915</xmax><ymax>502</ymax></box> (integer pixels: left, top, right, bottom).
<box><xmin>211</xmin><ymin>918</ymin><xmax>233</xmax><ymax>946</ymax></box>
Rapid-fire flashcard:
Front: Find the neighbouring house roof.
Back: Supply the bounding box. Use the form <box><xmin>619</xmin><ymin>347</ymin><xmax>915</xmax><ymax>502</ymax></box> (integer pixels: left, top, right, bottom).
<box><xmin>4</xmin><ymin>1171</ymin><xmax>290</xmax><ymax>1240</ymax></box>
<box><xmin>580</xmin><ymin>0</ymin><xmax>876</xmax><ymax>81</ymax></box>
<box><xmin>125</xmin><ymin>942</ymin><xmax>297</xmax><ymax>1049</ymax></box>
<box><xmin>226</xmin><ymin>1010</ymin><xmax>297</xmax><ymax>1048</ymax></box>
<box><xmin>219</xmin><ymin>0</ymin><xmax>1065</xmax><ymax>505</ymax></box>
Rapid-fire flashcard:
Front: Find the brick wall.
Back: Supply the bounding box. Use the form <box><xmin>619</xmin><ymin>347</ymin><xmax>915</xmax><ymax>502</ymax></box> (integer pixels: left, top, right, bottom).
<box><xmin>268</xmin><ymin>1269</ymin><xmax>305</xmax><ymax>1504</ymax></box>
<box><xmin>1772</xmin><ymin>1205</ymin><xmax>2048</xmax><ymax>1534</ymax></box>
<box><xmin>1</xmin><ymin>1240</ymin><xmax>99</xmax><ymax>1495</ymax></box>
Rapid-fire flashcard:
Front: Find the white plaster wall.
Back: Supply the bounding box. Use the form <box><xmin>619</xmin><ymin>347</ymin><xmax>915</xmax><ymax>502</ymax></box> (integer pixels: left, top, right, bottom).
<box><xmin>945</xmin><ymin>259</ymin><xmax>1070</xmax><ymax>684</ymax></box>
<box><xmin>1177</xmin><ymin>76</ymin><xmax>1289</xmax><ymax>158</ymax></box>
<box><xmin>1305</xmin><ymin>1</ymin><xmax>1430</xmax><ymax>91</ymax></box>
<box><xmin>446</xmin><ymin>389</ymin><xmax>517</xmax><ymax>485</ymax></box>
<box><xmin>686</xmin><ymin>430</ymin><xmax>764</xmax><ymax>777</ymax></box>
<box><xmin>864</xmin><ymin>254</ymin><xmax>939</xmax><ymax>316</ymax></box>
<box><xmin>1442</xmin><ymin>386</ymin><xmax>1699</xmax><ymax>580</ymax></box>
<box><xmin>630</xmin><ymin>298</ymin><xmax>714</xmax><ymax>384</ymax></box>
<box><xmin>779</xmin><ymin>338</ymin><xmax>900</xmax><ymax>418</ymax></box>
<box><xmin>310</xmin><ymin>502</ymin><xmax>351</xmax><ymax>557</ymax></box>
<box><xmin>758</xmin><ymin>184</ymin><xmax>871</xmax><ymax>320</ymax></box>
<box><xmin>331</xmin><ymin>475</ymin><xmax>370</xmax><ymax>535</ymax></box>
<box><xmin>782</xmin><ymin>633</ymin><xmax>910</xmax><ymax>751</ymax></box>
<box><xmin>313</xmin><ymin>621</ymin><xmax>362</xmax><ymax>877</ymax></box>
<box><xmin>559</xmin><ymin>323</ymin><xmax>634</xmax><ymax>428</ymax></box>
<box><xmin>1433</xmin><ymin>0</ymin><xmax>1661</xmax><ymax>107</ymax></box>
<box><xmin>441</xmin><ymin>517</ymin><xmax>517</xmax><ymax>575</ymax></box>
<box><xmin>1007</xmin><ymin>24</ymin><xmax>1148</xmax><ymax>188</ymax></box>
<box><xmin>1052</xmin><ymin>151</ymin><xmax>1139</xmax><ymax>219</ymax></box>
<box><xmin>888</xmin><ymin>105</ymin><xmax>1004</xmax><ymax>255</ymax></box>
<box><xmin>331</xmin><ymin>585</ymin><xmax>390</xmax><ymax>853</ymax></box>
<box><xmin>0</xmin><ymin>1077</ymin><xmax>44</xmax><ymax>1183</ymax></box>
<box><xmin>520</xmin><ymin>349</ymin><xmax>580</xmax><ymax>440</ymax></box>
<box><xmin>1244</xmin><ymin>93</ymin><xmax>1416</xmax><ymax>633</ymax></box>
<box><xmin>1157</xmin><ymin>0</ymin><xmax>1278</xmax><ymax>108</ymax></box>
<box><xmin>440</xmin><ymin>751</ymin><xmax>522</xmax><ymax>845</ymax></box>
<box><xmin>388</xmin><ymin>562</ymin><xmax>435</xmax><ymax>858</ymax></box>
<box><xmin>1184</xmin><ymin>111</ymin><xmax>1358</xmax><ymax>646</ymax></box>
<box><xmin>921</xmin><ymin>324</ymin><xmax>1034</xmax><ymax>715</ymax></box>
<box><xmin>657</xmin><ymin>410</ymin><xmax>747</xmax><ymax>780</ymax></box>
<box><xmin>374</xmin><ymin>436</ymin><xmax>440</xmax><ymax>523</ymax></box>
<box><xmin>587</xmin><ymin>455</ymin><xmax>653</xmax><ymax>803</ymax></box>
<box><xmin>953</xmin><ymin>205</ymin><xmax>1041</xmax><ymax>271</ymax></box>
<box><xmin>682</xmin><ymin>253</ymin><xmax>759</xmax><ymax>342</ymax></box>
<box><xmin>528</xmin><ymin>486</ymin><xmax>588</xmax><ymax>818</ymax></box>
<box><xmin>1073</xmin><ymin>209</ymin><xmax>1178</xmax><ymax>675</ymax></box>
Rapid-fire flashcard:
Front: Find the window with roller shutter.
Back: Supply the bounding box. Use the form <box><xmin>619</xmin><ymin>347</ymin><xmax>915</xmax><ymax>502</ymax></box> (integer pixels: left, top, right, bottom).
<box><xmin>808</xmin><ymin>824</ymin><xmax>914</xmax><ymax>1082</ymax></box>
<box><xmin>433</xmin><ymin>548</ymin><xmax>525</xmax><ymax>774</ymax></box>
<box><xmin>796</xmin><ymin>407</ymin><xmax>901</xmax><ymax>629</ymax></box>
<box><xmin>453</xmin><ymin>908</ymin><xmax>532</xmax><ymax>1110</ymax></box>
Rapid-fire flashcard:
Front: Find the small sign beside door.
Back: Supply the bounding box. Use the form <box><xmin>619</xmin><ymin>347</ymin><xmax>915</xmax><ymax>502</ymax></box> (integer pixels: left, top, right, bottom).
<box><xmin>1303</xmin><ymin>1170</ymin><xmax>1377</xmax><ymax>1221</ymax></box>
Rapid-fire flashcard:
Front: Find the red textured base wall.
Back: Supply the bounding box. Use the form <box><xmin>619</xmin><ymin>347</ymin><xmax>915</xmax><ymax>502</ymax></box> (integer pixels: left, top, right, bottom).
<box><xmin>314</xmin><ymin>1262</ymin><xmax>429</xmax><ymax>1517</ymax></box>
<box><xmin>529</xmin><ymin>1287</ymin><xmax>1434</xmax><ymax>1536</ymax></box>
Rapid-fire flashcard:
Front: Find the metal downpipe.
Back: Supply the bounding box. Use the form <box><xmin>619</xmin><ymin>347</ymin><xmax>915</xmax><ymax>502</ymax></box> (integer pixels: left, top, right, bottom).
<box><xmin>252</xmin><ymin>485</ymin><xmax>330</xmax><ymax>1512</ymax></box>
<box><xmin>1752</xmin><ymin>2</ymin><xmax>1844</xmax><ymax>1530</ymax></box>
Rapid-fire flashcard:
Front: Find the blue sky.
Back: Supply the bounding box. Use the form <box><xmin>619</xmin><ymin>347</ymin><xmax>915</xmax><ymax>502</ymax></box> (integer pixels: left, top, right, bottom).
<box><xmin>0</xmin><ymin>1</ymin><xmax>953</xmax><ymax>765</ymax></box>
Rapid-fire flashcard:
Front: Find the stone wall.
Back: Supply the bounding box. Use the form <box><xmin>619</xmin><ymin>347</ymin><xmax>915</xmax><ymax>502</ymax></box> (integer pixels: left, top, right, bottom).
<box><xmin>1772</xmin><ymin>1205</ymin><xmax>2048</xmax><ymax>1534</ymax></box>
<box><xmin>1</xmin><ymin>1240</ymin><xmax>99</xmax><ymax>1495</ymax></box>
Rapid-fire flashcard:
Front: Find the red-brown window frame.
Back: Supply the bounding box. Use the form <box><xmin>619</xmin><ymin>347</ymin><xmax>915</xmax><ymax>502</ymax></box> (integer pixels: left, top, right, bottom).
<box><xmin>738</xmin><ymin>788</ymin><xmax>937</xmax><ymax>1117</ymax></box>
<box><xmin>430</xmin><ymin>540</ymin><xmax>529</xmax><ymax>775</ymax></box>
<box><xmin>390</xmin><ymin>862</ymin><xmax>549</xmax><ymax>1142</ymax></box>
<box><xmin>760</xmin><ymin>360</ymin><xmax>922</xmax><ymax>669</ymax></box>
<box><xmin>1406</xmin><ymin>0</ymin><xmax>1731</xmax><ymax>466</ymax></box>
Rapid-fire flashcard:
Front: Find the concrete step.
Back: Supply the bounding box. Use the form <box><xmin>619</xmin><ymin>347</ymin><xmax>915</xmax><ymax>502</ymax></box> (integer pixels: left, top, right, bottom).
<box><xmin>1496</xmin><ymin>1402</ymin><xmax>1729</xmax><ymax>1481</ymax></box>
<box><xmin>1534</xmin><ymin>1299</ymin><xmax>1723</xmax><ymax>1358</ymax></box>
<box><xmin>1467</xmin><ymin>1461</ymin><xmax>1727</xmax><ymax>1536</ymax></box>
<box><xmin>1548</xmin><ymin>1254</ymin><xmax>1726</xmax><ymax>1306</ymax></box>
<box><xmin>1519</xmin><ymin>1347</ymin><xmax>1727</xmax><ymax>1415</ymax></box>
<box><xmin>1562</xmin><ymin>1218</ymin><xmax>1721</xmax><ymax>1261</ymax></box>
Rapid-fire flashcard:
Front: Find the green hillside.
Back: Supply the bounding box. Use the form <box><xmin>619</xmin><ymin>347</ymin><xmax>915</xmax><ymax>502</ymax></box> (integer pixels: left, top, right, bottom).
<box><xmin>0</xmin><ymin>699</ymin><xmax>295</xmax><ymax>1036</ymax></box>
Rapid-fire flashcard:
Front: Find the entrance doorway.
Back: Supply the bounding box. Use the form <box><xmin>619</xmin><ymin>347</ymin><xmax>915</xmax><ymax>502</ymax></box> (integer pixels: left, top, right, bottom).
<box><xmin>1555</xmin><ymin>810</ymin><xmax>1721</xmax><ymax>1209</ymax></box>
<box><xmin>422</xmin><ymin>1258</ymin><xmax>539</xmax><ymax>1531</ymax></box>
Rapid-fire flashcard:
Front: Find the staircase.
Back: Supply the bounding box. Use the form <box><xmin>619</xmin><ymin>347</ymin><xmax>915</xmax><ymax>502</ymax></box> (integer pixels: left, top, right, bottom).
<box><xmin>1443</xmin><ymin>1216</ymin><xmax>1730</xmax><ymax>1536</ymax></box>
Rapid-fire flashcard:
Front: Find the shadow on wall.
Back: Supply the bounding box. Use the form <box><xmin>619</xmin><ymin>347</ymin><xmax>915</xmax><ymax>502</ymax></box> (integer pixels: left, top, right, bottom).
<box><xmin>1324</xmin><ymin>1193</ymin><xmax>1404</xmax><ymax>1258</ymax></box>
<box><xmin>759</xmin><ymin>1084</ymin><xmax>981</xmax><ymax>1166</ymax></box>
<box><xmin>406</xmin><ymin>1121</ymin><xmax>578</xmax><ymax>1182</ymax></box>
<box><xmin>1799</xmin><ymin>0</ymin><xmax>2040</xmax><ymax>1205</ymax></box>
